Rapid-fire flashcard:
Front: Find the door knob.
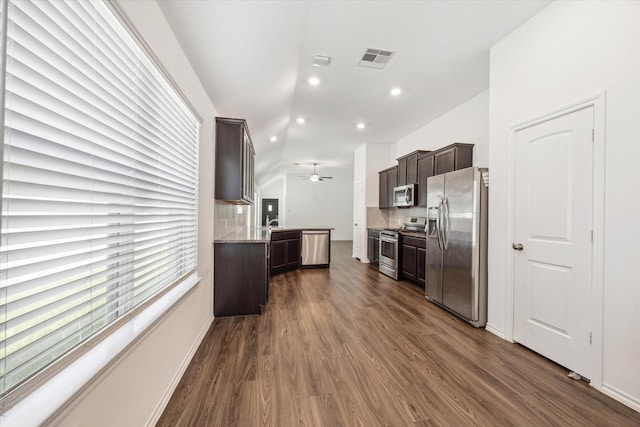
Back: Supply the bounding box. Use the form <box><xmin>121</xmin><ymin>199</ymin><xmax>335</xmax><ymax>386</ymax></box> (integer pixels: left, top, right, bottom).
<box><xmin>512</xmin><ymin>243</ymin><xmax>524</xmax><ymax>251</ymax></box>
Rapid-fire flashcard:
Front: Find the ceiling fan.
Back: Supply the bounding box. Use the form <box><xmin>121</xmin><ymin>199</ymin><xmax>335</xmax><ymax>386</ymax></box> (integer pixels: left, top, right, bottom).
<box><xmin>297</xmin><ymin>163</ymin><xmax>333</xmax><ymax>182</ymax></box>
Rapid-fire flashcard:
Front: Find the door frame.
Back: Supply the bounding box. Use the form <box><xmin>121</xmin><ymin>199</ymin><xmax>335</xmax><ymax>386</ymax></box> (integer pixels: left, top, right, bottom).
<box><xmin>353</xmin><ymin>180</ymin><xmax>366</xmax><ymax>261</ymax></box>
<box><xmin>261</xmin><ymin>198</ymin><xmax>279</xmax><ymax>226</ymax></box>
<box><xmin>505</xmin><ymin>92</ymin><xmax>606</xmax><ymax>388</ymax></box>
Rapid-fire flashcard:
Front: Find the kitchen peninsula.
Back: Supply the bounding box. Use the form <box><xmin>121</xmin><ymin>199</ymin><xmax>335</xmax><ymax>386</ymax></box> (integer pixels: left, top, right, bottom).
<box><xmin>213</xmin><ymin>227</ymin><xmax>333</xmax><ymax>317</ymax></box>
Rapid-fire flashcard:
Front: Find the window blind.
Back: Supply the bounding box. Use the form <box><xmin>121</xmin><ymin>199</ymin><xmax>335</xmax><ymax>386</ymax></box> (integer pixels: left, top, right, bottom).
<box><xmin>0</xmin><ymin>0</ymin><xmax>199</xmax><ymax>398</ymax></box>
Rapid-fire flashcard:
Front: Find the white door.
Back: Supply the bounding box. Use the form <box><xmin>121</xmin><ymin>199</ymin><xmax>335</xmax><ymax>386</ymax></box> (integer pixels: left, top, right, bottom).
<box><xmin>353</xmin><ymin>181</ymin><xmax>364</xmax><ymax>259</ymax></box>
<box><xmin>513</xmin><ymin>106</ymin><xmax>594</xmax><ymax>378</ymax></box>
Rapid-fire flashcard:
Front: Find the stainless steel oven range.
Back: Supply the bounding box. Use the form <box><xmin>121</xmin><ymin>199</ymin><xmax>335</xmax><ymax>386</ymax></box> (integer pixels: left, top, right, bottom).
<box><xmin>378</xmin><ymin>217</ymin><xmax>427</xmax><ymax>280</ymax></box>
<box><xmin>379</xmin><ymin>229</ymin><xmax>399</xmax><ymax>279</ymax></box>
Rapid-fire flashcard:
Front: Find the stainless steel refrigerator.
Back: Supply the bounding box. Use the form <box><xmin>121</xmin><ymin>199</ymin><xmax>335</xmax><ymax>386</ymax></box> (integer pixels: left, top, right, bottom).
<box><xmin>425</xmin><ymin>167</ymin><xmax>488</xmax><ymax>327</ymax></box>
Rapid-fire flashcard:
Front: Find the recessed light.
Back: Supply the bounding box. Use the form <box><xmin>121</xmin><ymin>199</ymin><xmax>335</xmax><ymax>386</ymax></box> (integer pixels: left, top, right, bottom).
<box><xmin>270</xmin><ymin>136</ymin><xmax>277</xmax><ymax>142</ymax></box>
<box><xmin>356</xmin><ymin>123</ymin><xmax>365</xmax><ymax>130</ymax></box>
<box><xmin>390</xmin><ymin>87</ymin><xmax>402</xmax><ymax>96</ymax></box>
<box><xmin>308</xmin><ymin>77</ymin><xmax>320</xmax><ymax>86</ymax></box>
<box><xmin>296</xmin><ymin>117</ymin><xmax>306</xmax><ymax>124</ymax></box>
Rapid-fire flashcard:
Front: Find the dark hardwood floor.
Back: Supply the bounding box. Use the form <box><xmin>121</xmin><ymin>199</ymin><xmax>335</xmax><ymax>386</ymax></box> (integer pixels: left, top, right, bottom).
<box><xmin>158</xmin><ymin>241</ymin><xmax>640</xmax><ymax>426</ymax></box>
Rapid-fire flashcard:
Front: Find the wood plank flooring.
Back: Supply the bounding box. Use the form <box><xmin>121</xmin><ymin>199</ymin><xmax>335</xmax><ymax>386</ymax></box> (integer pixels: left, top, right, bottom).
<box><xmin>158</xmin><ymin>241</ymin><xmax>640</xmax><ymax>426</ymax></box>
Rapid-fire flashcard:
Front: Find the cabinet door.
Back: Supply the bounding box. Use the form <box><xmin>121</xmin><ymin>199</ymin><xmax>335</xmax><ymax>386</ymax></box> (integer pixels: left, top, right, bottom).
<box><xmin>214</xmin><ymin>243</ymin><xmax>267</xmax><ymax>316</ymax></box>
<box><xmin>242</xmin><ymin>130</ymin><xmax>255</xmax><ymax>203</ymax></box>
<box><xmin>271</xmin><ymin>240</ymin><xmax>286</xmax><ymax>270</ymax></box>
<box><xmin>379</xmin><ymin>172</ymin><xmax>387</xmax><ymax>208</ymax></box>
<box><xmin>402</xmin><ymin>244</ymin><xmax>417</xmax><ymax>281</ymax></box>
<box><xmin>374</xmin><ymin>237</ymin><xmax>379</xmax><ymax>262</ymax></box>
<box><xmin>387</xmin><ymin>167</ymin><xmax>398</xmax><ymax>207</ymax></box>
<box><xmin>417</xmin><ymin>247</ymin><xmax>426</xmax><ymax>289</ymax></box>
<box><xmin>417</xmin><ymin>154</ymin><xmax>433</xmax><ymax>207</ymax></box>
<box><xmin>286</xmin><ymin>238</ymin><xmax>300</xmax><ymax>268</ymax></box>
<box><xmin>248</xmin><ymin>143</ymin><xmax>255</xmax><ymax>200</ymax></box>
<box><xmin>397</xmin><ymin>157</ymin><xmax>407</xmax><ymax>186</ymax></box>
<box><xmin>406</xmin><ymin>153</ymin><xmax>419</xmax><ymax>184</ymax></box>
<box><xmin>434</xmin><ymin>148</ymin><xmax>456</xmax><ymax>175</ymax></box>
<box><xmin>368</xmin><ymin>236</ymin><xmax>375</xmax><ymax>261</ymax></box>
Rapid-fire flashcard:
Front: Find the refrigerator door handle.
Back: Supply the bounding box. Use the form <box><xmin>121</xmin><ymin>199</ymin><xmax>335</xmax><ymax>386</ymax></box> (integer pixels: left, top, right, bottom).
<box><xmin>442</xmin><ymin>197</ymin><xmax>449</xmax><ymax>251</ymax></box>
<box><xmin>436</xmin><ymin>199</ymin><xmax>444</xmax><ymax>250</ymax></box>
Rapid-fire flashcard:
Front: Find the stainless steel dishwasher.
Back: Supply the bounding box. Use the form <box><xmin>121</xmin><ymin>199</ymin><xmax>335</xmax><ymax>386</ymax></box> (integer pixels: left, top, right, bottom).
<box><xmin>300</xmin><ymin>230</ymin><xmax>331</xmax><ymax>267</ymax></box>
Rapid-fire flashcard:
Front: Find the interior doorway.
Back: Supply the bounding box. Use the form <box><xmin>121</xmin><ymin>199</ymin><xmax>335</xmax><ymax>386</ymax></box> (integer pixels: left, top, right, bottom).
<box><xmin>512</xmin><ymin>105</ymin><xmax>594</xmax><ymax>380</ymax></box>
<box><xmin>262</xmin><ymin>198</ymin><xmax>279</xmax><ymax>226</ymax></box>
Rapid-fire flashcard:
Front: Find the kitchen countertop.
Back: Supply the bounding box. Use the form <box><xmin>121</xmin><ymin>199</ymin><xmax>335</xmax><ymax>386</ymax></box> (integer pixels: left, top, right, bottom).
<box><xmin>399</xmin><ymin>230</ymin><xmax>428</xmax><ymax>238</ymax></box>
<box><xmin>367</xmin><ymin>227</ymin><xmax>428</xmax><ymax>239</ymax></box>
<box><xmin>215</xmin><ymin>227</ymin><xmax>334</xmax><ymax>243</ymax></box>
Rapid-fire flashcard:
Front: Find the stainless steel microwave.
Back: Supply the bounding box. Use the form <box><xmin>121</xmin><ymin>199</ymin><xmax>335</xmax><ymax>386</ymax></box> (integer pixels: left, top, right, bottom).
<box><xmin>393</xmin><ymin>184</ymin><xmax>416</xmax><ymax>207</ymax></box>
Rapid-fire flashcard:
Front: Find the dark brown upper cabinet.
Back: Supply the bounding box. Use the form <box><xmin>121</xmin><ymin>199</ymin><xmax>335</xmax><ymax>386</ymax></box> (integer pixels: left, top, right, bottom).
<box><xmin>397</xmin><ymin>150</ymin><xmax>429</xmax><ymax>186</ymax></box>
<box><xmin>433</xmin><ymin>143</ymin><xmax>473</xmax><ymax>176</ymax></box>
<box><xmin>215</xmin><ymin>117</ymin><xmax>255</xmax><ymax>204</ymax></box>
<box><xmin>417</xmin><ymin>152</ymin><xmax>434</xmax><ymax>206</ymax></box>
<box><xmin>378</xmin><ymin>165</ymin><xmax>398</xmax><ymax>209</ymax></box>
<box><xmin>380</xmin><ymin>143</ymin><xmax>473</xmax><ymax>208</ymax></box>
<box><xmin>387</xmin><ymin>166</ymin><xmax>398</xmax><ymax>208</ymax></box>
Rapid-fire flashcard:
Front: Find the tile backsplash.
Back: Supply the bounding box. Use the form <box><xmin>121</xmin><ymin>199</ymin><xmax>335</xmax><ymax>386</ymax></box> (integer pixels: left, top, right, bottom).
<box><xmin>366</xmin><ymin>207</ymin><xmax>388</xmax><ymax>228</ymax></box>
<box><xmin>213</xmin><ymin>200</ymin><xmax>252</xmax><ymax>239</ymax></box>
<box><xmin>366</xmin><ymin>206</ymin><xmax>428</xmax><ymax>229</ymax></box>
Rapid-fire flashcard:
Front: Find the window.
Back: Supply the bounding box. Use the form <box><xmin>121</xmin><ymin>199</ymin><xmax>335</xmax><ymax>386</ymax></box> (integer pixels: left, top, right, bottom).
<box><xmin>0</xmin><ymin>0</ymin><xmax>199</xmax><ymax>401</ymax></box>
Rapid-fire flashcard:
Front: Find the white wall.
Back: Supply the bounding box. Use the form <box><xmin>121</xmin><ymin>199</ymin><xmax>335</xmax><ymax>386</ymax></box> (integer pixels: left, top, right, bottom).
<box><xmin>353</xmin><ymin>145</ymin><xmax>367</xmax><ymax>257</ymax></box>
<box><xmin>354</xmin><ymin>144</ymin><xmax>391</xmax><ymax>257</ymax></box>
<box><xmin>363</xmin><ymin>144</ymin><xmax>392</xmax><ymax>207</ymax></box>
<box><xmin>46</xmin><ymin>1</ymin><xmax>217</xmax><ymax>425</ymax></box>
<box><xmin>489</xmin><ymin>0</ymin><xmax>640</xmax><ymax>410</ymax></box>
<box><xmin>391</xmin><ymin>90</ymin><xmax>489</xmax><ymax>167</ymax></box>
<box><xmin>286</xmin><ymin>170</ymin><xmax>354</xmax><ymax>240</ymax></box>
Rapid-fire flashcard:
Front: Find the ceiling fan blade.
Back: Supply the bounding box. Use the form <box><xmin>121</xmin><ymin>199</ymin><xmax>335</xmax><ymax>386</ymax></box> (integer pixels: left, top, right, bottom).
<box><xmin>320</xmin><ymin>176</ymin><xmax>333</xmax><ymax>179</ymax></box>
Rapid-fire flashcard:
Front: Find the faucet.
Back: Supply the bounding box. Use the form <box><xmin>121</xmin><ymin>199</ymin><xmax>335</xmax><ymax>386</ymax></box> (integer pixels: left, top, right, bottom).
<box><xmin>266</xmin><ymin>215</ymin><xmax>279</xmax><ymax>230</ymax></box>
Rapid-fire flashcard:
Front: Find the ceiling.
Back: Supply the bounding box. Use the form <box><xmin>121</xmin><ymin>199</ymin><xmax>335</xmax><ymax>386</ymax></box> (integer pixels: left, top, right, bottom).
<box><xmin>158</xmin><ymin>0</ymin><xmax>550</xmax><ymax>188</ymax></box>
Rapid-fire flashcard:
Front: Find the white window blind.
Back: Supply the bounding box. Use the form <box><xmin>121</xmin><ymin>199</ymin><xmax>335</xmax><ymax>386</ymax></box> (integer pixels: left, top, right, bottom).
<box><xmin>0</xmin><ymin>0</ymin><xmax>199</xmax><ymax>399</ymax></box>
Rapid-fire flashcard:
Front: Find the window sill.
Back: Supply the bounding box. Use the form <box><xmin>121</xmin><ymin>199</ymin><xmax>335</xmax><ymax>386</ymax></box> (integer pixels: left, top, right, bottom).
<box><xmin>1</xmin><ymin>272</ymin><xmax>201</xmax><ymax>426</ymax></box>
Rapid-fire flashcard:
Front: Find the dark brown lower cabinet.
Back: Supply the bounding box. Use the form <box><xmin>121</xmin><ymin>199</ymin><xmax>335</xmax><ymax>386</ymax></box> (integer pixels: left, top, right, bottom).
<box><xmin>401</xmin><ymin>235</ymin><xmax>426</xmax><ymax>289</ymax></box>
<box><xmin>270</xmin><ymin>230</ymin><xmax>301</xmax><ymax>275</ymax></box>
<box><xmin>367</xmin><ymin>229</ymin><xmax>380</xmax><ymax>264</ymax></box>
<box><xmin>416</xmin><ymin>247</ymin><xmax>426</xmax><ymax>288</ymax></box>
<box><xmin>214</xmin><ymin>242</ymin><xmax>268</xmax><ymax>317</ymax></box>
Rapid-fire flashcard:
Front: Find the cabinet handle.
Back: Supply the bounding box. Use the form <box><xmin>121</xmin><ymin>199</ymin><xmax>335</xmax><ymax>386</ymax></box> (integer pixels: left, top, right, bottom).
<box><xmin>512</xmin><ymin>243</ymin><xmax>524</xmax><ymax>251</ymax></box>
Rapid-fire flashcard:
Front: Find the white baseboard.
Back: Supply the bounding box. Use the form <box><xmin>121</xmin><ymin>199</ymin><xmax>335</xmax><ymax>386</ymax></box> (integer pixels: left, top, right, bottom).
<box><xmin>599</xmin><ymin>384</ymin><xmax>640</xmax><ymax>413</ymax></box>
<box><xmin>485</xmin><ymin>323</ymin><xmax>509</xmax><ymax>341</ymax></box>
<box><xmin>145</xmin><ymin>316</ymin><xmax>214</xmax><ymax>427</ymax></box>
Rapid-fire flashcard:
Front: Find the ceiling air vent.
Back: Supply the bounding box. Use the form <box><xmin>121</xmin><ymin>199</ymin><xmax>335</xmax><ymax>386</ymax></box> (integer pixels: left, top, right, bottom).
<box><xmin>357</xmin><ymin>48</ymin><xmax>395</xmax><ymax>69</ymax></box>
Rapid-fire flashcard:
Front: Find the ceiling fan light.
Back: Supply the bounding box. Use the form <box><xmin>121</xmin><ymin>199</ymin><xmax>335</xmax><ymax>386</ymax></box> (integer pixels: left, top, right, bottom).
<box><xmin>310</xmin><ymin>173</ymin><xmax>320</xmax><ymax>182</ymax></box>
